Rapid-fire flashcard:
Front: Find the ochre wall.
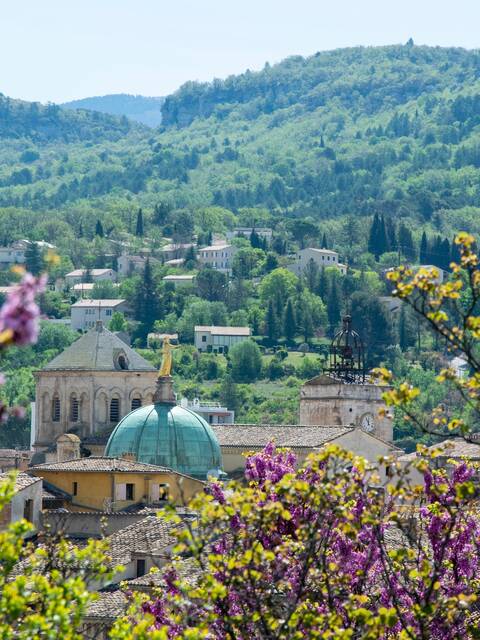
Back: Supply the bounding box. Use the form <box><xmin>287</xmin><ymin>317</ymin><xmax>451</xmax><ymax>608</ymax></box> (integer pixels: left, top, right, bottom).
<box><xmin>31</xmin><ymin>469</ymin><xmax>204</xmax><ymax>511</ymax></box>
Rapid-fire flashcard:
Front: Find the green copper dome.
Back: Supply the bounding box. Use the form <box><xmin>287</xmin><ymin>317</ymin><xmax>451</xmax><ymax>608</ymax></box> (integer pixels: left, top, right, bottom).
<box><xmin>105</xmin><ymin>403</ymin><xmax>223</xmax><ymax>480</ymax></box>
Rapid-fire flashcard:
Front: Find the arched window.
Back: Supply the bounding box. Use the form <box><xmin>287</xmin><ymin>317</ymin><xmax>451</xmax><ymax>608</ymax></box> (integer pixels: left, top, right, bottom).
<box><xmin>52</xmin><ymin>396</ymin><xmax>60</xmax><ymax>422</ymax></box>
<box><xmin>70</xmin><ymin>396</ymin><xmax>79</xmax><ymax>422</ymax></box>
<box><xmin>118</xmin><ymin>355</ymin><xmax>127</xmax><ymax>370</ymax></box>
<box><xmin>109</xmin><ymin>398</ymin><xmax>120</xmax><ymax>423</ymax></box>
<box><xmin>131</xmin><ymin>397</ymin><xmax>142</xmax><ymax>411</ymax></box>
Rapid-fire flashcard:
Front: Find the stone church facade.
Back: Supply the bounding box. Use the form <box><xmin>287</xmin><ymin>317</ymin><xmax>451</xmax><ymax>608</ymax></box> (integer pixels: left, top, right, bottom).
<box><xmin>32</xmin><ymin>321</ymin><xmax>158</xmax><ymax>453</ymax></box>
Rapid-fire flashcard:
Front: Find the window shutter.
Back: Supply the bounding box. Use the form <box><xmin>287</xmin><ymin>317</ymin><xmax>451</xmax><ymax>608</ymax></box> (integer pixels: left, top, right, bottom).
<box><xmin>150</xmin><ymin>483</ymin><xmax>159</xmax><ymax>502</ymax></box>
<box><xmin>115</xmin><ymin>483</ymin><xmax>126</xmax><ymax>501</ymax></box>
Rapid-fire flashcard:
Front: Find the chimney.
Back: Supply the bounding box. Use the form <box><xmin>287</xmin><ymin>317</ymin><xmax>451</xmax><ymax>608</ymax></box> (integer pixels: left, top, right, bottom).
<box><xmin>96</xmin><ymin>320</ymin><xmax>103</xmax><ymax>332</ymax></box>
<box><xmin>56</xmin><ymin>434</ymin><xmax>81</xmax><ymax>462</ymax></box>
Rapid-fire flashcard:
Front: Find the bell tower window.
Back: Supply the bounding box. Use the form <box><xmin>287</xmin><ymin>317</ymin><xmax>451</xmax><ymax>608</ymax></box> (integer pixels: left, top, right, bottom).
<box><xmin>131</xmin><ymin>397</ymin><xmax>142</xmax><ymax>411</ymax></box>
<box><xmin>70</xmin><ymin>397</ymin><xmax>79</xmax><ymax>422</ymax></box>
<box><xmin>52</xmin><ymin>397</ymin><xmax>60</xmax><ymax>422</ymax></box>
<box><xmin>110</xmin><ymin>398</ymin><xmax>120</xmax><ymax>423</ymax></box>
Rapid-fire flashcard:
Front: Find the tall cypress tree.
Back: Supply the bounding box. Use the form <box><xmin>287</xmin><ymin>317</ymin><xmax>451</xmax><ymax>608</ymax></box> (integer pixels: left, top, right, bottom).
<box><xmin>283</xmin><ymin>298</ymin><xmax>297</xmax><ymax>342</ymax></box>
<box><xmin>386</xmin><ymin>218</ymin><xmax>397</xmax><ymax>252</ymax></box>
<box><xmin>135</xmin><ymin>208</ymin><xmax>144</xmax><ymax>237</ymax></box>
<box><xmin>440</xmin><ymin>238</ymin><xmax>450</xmax><ymax>271</ymax></box>
<box><xmin>420</xmin><ymin>231</ymin><xmax>428</xmax><ymax>264</ymax></box>
<box><xmin>95</xmin><ymin>220</ymin><xmax>104</xmax><ymax>238</ymax></box>
<box><xmin>265</xmin><ymin>299</ymin><xmax>279</xmax><ymax>342</ymax></box>
<box><xmin>134</xmin><ymin>259</ymin><xmax>159</xmax><ymax>342</ymax></box>
<box><xmin>398</xmin><ymin>224</ymin><xmax>416</xmax><ymax>262</ymax></box>
<box><xmin>321</xmin><ymin>232</ymin><xmax>328</xmax><ymax>249</ymax></box>
<box><xmin>25</xmin><ymin>242</ymin><xmax>43</xmax><ymax>275</ymax></box>
<box><xmin>377</xmin><ymin>215</ymin><xmax>389</xmax><ymax>256</ymax></box>
<box><xmin>327</xmin><ymin>278</ymin><xmax>341</xmax><ymax>334</ymax></box>
<box><xmin>317</xmin><ymin>267</ymin><xmax>328</xmax><ymax>302</ymax></box>
<box><xmin>368</xmin><ymin>213</ymin><xmax>380</xmax><ymax>256</ymax></box>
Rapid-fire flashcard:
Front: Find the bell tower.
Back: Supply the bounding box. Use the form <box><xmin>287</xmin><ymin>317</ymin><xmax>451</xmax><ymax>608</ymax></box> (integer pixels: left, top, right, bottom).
<box><xmin>299</xmin><ymin>316</ymin><xmax>392</xmax><ymax>441</ymax></box>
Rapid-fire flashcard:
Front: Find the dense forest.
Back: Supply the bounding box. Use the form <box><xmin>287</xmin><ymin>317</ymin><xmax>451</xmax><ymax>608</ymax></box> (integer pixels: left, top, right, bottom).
<box><xmin>1</xmin><ymin>44</ymin><xmax>480</xmax><ymax>260</ymax></box>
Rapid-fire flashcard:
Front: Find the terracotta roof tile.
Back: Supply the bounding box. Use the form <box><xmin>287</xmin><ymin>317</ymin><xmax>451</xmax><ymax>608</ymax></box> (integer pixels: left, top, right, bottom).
<box><xmin>211</xmin><ymin>424</ymin><xmax>353</xmax><ymax>448</ymax></box>
<box><xmin>30</xmin><ymin>456</ymin><xmax>171</xmax><ymax>473</ymax></box>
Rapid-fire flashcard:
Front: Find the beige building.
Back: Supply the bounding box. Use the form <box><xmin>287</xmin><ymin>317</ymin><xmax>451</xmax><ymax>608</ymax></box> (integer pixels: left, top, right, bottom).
<box><xmin>29</xmin><ymin>456</ymin><xmax>204</xmax><ymax>512</ymax></box>
<box><xmin>162</xmin><ymin>274</ymin><xmax>196</xmax><ymax>288</ymax></box>
<box><xmin>71</xmin><ymin>299</ymin><xmax>128</xmax><ymax>331</ymax></box>
<box><xmin>299</xmin><ymin>374</ymin><xmax>393</xmax><ymax>442</ymax></box>
<box><xmin>289</xmin><ymin>248</ymin><xmax>347</xmax><ymax>276</ymax></box>
<box><xmin>32</xmin><ymin>321</ymin><xmax>157</xmax><ymax>456</ymax></box>
<box><xmin>198</xmin><ymin>244</ymin><xmax>237</xmax><ymax>272</ymax></box>
<box><xmin>0</xmin><ymin>472</ymin><xmax>42</xmax><ymax>534</ymax></box>
<box><xmin>211</xmin><ymin>424</ymin><xmax>400</xmax><ymax>478</ymax></box>
<box><xmin>65</xmin><ymin>268</ymin><xmax>117</xmax><ymax>287</ymax></box>
<box><xmin>194</xmin><ymin>325</ymin><xmax>251</xmax><ymax>353</ymax></box>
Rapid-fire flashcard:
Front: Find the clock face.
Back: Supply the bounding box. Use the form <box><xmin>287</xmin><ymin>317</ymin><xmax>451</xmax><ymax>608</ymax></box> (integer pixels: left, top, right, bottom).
<box><xmin>360</xmin><ymin>413</ymin><xmax>375</xmax><ymax>432</ymax></box>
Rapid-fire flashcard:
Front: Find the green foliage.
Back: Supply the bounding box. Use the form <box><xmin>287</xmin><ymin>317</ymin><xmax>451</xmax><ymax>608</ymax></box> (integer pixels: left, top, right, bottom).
<box><xmin>229</xmin><ymin>339</ymin><xmax>262</xmax><ymax>383</ymax></box>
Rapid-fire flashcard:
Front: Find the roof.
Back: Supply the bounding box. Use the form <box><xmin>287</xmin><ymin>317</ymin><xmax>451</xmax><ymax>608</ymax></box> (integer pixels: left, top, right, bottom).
<box><xmin>163</xmin><ymin>274</ymin><xmax>196</xmax><ymax>281</ymax></box>
<box><xmin>29</xmin><ymin>456</ymin><xmax>172</xmax><ymax>474</ymax></box>
<box><xmin>71</xmin><ymin>299</ymin><xmax>126</xmax><ymax>308</ymax></box>
<box><xmin>66</xmin><ymin>268</ymin><xmax>113</xmax><ymax>277</ymax></box>
<box><xmin>300</xmin><ymin>247</ymin><xmax>338</xmax><ymax>256</ymax></box>
<box><xmin>0</xmin><ymin>472</ymin><xmax>42</xmax><ymax>492</ymax></box>
<box><xmin>398</xmin><ymin>439</ymin><xmax>480</xmax><ymax>462</ymax></box>
<box><xmin>164</xmin><ymin>258</ymin><xmax>184</xmax><ymax>266</ymax></box>
<box><xmin>85</xmin><ymin>590</ymin><xmax>128</xmax><ymax>621</ymax></box>
<box><xmin>199</xmin><ymin>244</ymin><xmax>232</xmax><ymax>252</ymax></box>
<box><xmin>161</xmin><ymin>243</ymin><xmax>195</xmax><ymax>252</ymax></box>
<box><xmin>106</xmin><ymin>515</ymin><xmax>179</xmax><ymax>563</ymax></box>
<box><xmin>194</xmin><ymin>325</ymin><xmax>251</xmax><ymax>336</ymax></box>
<box><xmin>41</xmin><ymin>322</ymin><xmax>155</xmax><ymax>371</ymax></box>
<box><xmin>211</xmin><ymin>424</ymin><xmax>353</xmax><ymax>449</ymax></box>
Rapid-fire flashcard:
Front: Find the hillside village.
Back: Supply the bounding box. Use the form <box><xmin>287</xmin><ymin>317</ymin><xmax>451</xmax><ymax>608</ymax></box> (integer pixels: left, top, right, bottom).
<box><xmin>2</xmin><ymin>31</ymin><xmax>480</xmax><ymax>636</ymax></box>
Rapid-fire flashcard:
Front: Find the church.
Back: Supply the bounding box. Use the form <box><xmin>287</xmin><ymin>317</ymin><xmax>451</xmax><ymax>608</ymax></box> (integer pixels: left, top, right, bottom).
<box><xmin>32</xmin><ymin>320</ymin><xmax>158</xmax><ymax>457</ymax></box>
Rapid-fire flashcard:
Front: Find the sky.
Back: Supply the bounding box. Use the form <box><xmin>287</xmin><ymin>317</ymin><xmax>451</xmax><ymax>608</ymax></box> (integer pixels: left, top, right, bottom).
<box><xmin>1</xmin><ymin>0</ymin><xmax>480</xmax><ymax>104</ymax></box>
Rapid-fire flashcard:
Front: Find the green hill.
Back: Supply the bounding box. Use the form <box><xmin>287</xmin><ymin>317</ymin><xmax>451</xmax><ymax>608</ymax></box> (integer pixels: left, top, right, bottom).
<box><xmin>2</xmin><ymin>43</ymin><xmax>480</xmax><ymax>255</ymax></box>
<box><xmin>62</xmin><ymin>94</ymin><xmax>164</xmax><ymax>127</ymax></box>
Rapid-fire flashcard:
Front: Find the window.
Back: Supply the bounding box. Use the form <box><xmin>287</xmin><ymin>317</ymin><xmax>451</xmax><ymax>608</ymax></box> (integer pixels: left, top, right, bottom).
<box><xmin>131</xmin><ymin>397</ymin><xmax>141</xmax><ymax>411</ymax></box>
<box><xmin>109</xmin><ymin>398</ymin><xmax>120</xmax><ymax>422</ymax></box>
<box><xmin>136</xmin><ymin>559</ymin><xmax>146</xmax><ymax>577</ymax></box>
<box><xmin>105</xmin><ymin>309</ymin><xmax>112</xmax><ymax>316</ymax></box>
<box><xmin>70</xmin><ymin>397</ymin><xmax>79</xmax><ymax>422</ymax></box>
<box><xmin>118</xmin><ymin>355</ymin><xmax>127</xmax><ymax>370</ymax></box>
<box><xmin>126</xmin><ymin>483</ymin><xmax>135</xmax><ymax>500</ymax></box>
<box><xmin>201</xmin><ymin>335</ymin><xmax>207</xmax><ymax>342</ymax></box>
<box><xmin>52</xmin><ymin>397</ymin><xmax>60</xmax><ymax>422</ymax></box>
<box><xmin>23</xmin><ymin>499</ymin><xmax>33</xmax><ymax>522</ymax></box>
<box><xmin>73</xmin><ymin>481</ymin><xmax>78</xmax><ymax>496</ymax></box>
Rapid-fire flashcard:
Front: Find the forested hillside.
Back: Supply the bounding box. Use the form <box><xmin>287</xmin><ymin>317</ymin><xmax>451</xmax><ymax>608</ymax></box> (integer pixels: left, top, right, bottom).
<box><xmin>2</xmin><ymin>43</ymin><xmax>480</xmax><ymax>259</ymax></box>
<box><xmin>62</xmin><ymin>94</ymin><xmax>164</xmax><ymax>127</ymax></box>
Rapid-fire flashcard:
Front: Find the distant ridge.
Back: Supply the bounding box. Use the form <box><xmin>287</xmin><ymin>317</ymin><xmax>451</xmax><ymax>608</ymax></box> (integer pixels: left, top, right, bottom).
<box><xmin>62</xmin><ymin>93</ymin><xmax>164</xmax><ymax>127</ymax></box>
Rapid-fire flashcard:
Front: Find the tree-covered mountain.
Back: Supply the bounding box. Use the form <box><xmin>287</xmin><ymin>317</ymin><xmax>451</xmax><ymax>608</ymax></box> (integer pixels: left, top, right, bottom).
<box><xmin>2</xmin><ymin>43</ymin><xmax>480</xmax><ymax>259</ymax></box>
<box><xmin>62</xmin><ymin>94</ymin><xmax>164</xmax><ymax>127</ymax></box>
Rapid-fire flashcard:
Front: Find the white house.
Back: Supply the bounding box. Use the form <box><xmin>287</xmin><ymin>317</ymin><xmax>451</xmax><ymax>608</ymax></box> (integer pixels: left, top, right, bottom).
<box><xmin>197</xmin><ymin>244</ymin><xmax>237</xmax><ymax>272</ymax></box>
<box><xmin>71</xmin><ymin>299</ymin><xmax>128</xmax><ymax>332</ymax></box>
<box><xmin>289</xmin><ymin>248</ymin><xmax>347</xmax><ymax>276</ymax></box>
<box><xmin>0</xmin><ymin>244</ymin><xmax>26</xmax><ymax>268</ymax></box>
<box><xmin>226</xmin><ymin>227</ymin><xmax>273</xmax><ymax>242</ymax></box>
<box><xmin>179</xmin><ymin>397</ymin><xmax>235</xmax><ymax>425</ymax></box>
<box><xmin>65</xmin><ymin>268</ymin><xmax>117</xmax><ymax>287</ymax></box>
<box><xmin>162</xmin><ymin>274</ymin><xmax>196</xmax><ymax>288</ymax></box>
<box><xmin>0</xmin><ymin>472</ymin><xmax>42</xmax><ymax>535</ymax></box>
<box><xmin>194</xmin><ymin>325</ymin><xmax>251</xmax><ymax>353</ymax></box>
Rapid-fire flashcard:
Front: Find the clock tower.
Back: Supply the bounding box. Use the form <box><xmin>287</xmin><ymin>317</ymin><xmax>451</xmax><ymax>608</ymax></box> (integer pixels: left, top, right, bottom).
<box><xmin>299</xmin><ymin>316</ymin><xmax>392</xmax><ymax>442</ymax></box>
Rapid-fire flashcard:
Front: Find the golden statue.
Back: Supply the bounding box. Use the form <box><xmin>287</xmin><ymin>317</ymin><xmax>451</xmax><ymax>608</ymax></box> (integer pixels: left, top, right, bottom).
<box><xmin>158</xmin><ymin>336</ymin><xmax>177</xmax><ymax>377</ymax></box>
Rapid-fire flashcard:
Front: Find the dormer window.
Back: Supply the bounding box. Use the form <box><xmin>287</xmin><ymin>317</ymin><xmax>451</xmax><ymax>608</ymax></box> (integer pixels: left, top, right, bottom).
<box><xmin>114</xmin><ymin>350</ymin><xmax>129</xmax><ymax>370</ymax></box>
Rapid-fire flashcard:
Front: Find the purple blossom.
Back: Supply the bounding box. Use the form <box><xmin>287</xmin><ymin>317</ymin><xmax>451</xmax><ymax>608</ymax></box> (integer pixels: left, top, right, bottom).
<box><xmin>0</xmin><ymin>273</ymin><xmax>46</xmax><ymax>346</ymax></box>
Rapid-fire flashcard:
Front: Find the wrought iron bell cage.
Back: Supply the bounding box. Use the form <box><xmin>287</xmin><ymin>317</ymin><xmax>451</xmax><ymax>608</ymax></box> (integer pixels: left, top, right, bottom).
<box><xmin>328</xmin><ymin>315</ymin><xmax>366</xmax><ymax>383</ymax></box>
